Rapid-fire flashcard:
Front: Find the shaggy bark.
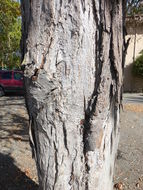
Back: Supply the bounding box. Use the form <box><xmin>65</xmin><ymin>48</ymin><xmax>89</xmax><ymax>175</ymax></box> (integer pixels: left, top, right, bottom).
<box><xmin>21</xmin><ymin>1</ymin><xmax>125</xmax><ymax>190</ymax></box>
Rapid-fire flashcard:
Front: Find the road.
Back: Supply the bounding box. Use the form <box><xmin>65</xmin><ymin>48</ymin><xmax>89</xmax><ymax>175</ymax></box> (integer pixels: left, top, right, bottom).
<box><xmin>123</xmin><ymin>93</ymin><xmax>143</xmax><ymax>104</ymax></box>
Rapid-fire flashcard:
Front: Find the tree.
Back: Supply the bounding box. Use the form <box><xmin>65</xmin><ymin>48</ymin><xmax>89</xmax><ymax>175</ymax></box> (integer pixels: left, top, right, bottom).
<box><xmin>0</xmin><ymin>0</ymin><xmax>21</xmax><ymax>69</ymax></box>
<box><xmin>126</xmin><ymin>0</ymin><xmax>143</xmax><ymax>15</ymax></box>
<box><xmin>21</xmin><ymin>1</ymin><xmax>125</xmax><ymax>189</ymax></box>
<box><xmin>133</xmin><ymin>51</ymin><xmax>143</xmax><ymax>77</ymax></box>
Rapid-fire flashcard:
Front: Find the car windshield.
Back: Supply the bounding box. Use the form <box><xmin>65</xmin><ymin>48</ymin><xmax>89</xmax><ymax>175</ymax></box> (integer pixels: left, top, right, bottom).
<box><xmin>1</xmin><ymin>72</ymin><xmax>12</xmax><ymax>79</ymax></box>
<box><xmin>14</xmin><ymin>72</ymin><xmax>23</xmax><ymax>80</ymax></box>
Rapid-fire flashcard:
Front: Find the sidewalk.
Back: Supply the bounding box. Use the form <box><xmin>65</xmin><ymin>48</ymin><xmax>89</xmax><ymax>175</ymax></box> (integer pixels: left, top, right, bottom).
<box><xmin>114</xmin><ymin>93</ymin><xmax>143</xmax><ymax>189</ymax></box>
<box><xmin>123</xmin><ymin>93</ymin><xmax>143</xmax><ymax>104</ymax></box>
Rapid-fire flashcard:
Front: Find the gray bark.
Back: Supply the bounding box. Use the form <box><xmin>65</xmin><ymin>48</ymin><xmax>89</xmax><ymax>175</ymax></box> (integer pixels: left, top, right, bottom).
<box><xmin>21</xmin><ymin>1</ymin><xmax>125</xmax><ymax>190</ymax></box>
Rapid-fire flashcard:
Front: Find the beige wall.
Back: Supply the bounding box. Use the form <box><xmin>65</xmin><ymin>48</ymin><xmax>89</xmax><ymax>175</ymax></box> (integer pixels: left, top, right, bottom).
<box><xmin>124</xmin><ymin>21</ymin><xmax>143</xmax><ymax>92</ymax></box>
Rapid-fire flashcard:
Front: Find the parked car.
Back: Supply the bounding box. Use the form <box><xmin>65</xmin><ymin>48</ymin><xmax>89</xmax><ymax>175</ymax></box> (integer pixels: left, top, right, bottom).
<box><xmin>0</xmin><ymin>70</ymin><xmax>24</xmax><ymax>96</ymax></box>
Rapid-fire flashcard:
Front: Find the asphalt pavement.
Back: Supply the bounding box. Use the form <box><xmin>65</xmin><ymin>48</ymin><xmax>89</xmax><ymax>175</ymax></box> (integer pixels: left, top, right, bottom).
<box><xmin>123</xmin><ymin>93</ymin><xmax>143</xmax><ymax>104</ymax></box>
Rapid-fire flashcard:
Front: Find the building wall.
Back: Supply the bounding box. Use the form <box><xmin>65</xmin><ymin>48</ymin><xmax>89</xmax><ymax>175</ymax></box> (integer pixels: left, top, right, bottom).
<box><xmin>124</xmin><ymin>18</ymin><xmax>143</xmax><ymax>92</ymax></box>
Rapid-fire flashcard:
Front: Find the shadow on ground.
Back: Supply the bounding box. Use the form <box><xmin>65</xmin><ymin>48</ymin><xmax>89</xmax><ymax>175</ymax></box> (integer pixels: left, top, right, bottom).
<box><xmin>0</xmin><ymin>153</ymin><xmax>38</xmax><ymax>190</ymax></box>
<box><xmin>0</xmin><ymin>113</ymin><xmax>29</xmax><ymax>142</ymax></box>
<box><xmin>0</xmin><ymin>95</ymin><xmax>38</xmax><ymax>189</ymax></box>
<box><xmin>0</xmin><ymin>96</ymin><xmax>29</xmax><ymax>142</ymax></box>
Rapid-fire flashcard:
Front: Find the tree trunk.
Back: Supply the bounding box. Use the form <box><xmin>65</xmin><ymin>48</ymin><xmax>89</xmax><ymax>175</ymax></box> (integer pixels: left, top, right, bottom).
<box><xmin>21</xmin><ymin>1</ymin><xmax>125</xmax><ymax>190</ymax></box>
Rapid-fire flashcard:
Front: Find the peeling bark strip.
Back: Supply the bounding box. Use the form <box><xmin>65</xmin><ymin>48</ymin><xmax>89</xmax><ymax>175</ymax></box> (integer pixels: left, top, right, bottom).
<box><xmin>21</xmin><ymin>0</ymin><xmax>125</xmax><ymax>190</ymax></box>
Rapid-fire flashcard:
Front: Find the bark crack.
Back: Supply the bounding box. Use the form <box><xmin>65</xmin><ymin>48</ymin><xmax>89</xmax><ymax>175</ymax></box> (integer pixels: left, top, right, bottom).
<box><xmin>29</xmin><ymin>117</ymin><xmax>37</xmax><ymax>161</ymax></box>
<box><xmin>80</xmin><ymin>0</ymin><xmax>86</xmax><ymax>12</ymax></box>
<box><xmin>92</xmin><ymin>0</ymin><xmax>99</xmax><ymax>28</ymax></box>
<box><xmin>83</xmin><ymin>0</ymin><xmax>104</xmax><ymax>153</ymax></box>
<box><xmin>53</xmin><ymin>142</ymin><xmax>58</xmax><ymax>190</ymax></box>
<box><xmin>62</xmin><ymin>122</ymin><xmax>69</xmax><ymax>155</ymax></box>
<box><xmin>32</xmin><ymin>37</ymin><xmax>53</xmax><ymax>81</ymax></box>
<box><xmin>109</xmin><ymin>0</ymin><xmax>121</xmax><ymax>105</ymax></box>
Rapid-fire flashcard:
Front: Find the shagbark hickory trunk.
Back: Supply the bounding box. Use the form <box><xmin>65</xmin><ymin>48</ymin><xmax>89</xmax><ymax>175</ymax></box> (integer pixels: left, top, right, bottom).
<box><xmin>21</xmin><ymin>1</ymin><xmax>125</xmax><ymax>190</ymax></box>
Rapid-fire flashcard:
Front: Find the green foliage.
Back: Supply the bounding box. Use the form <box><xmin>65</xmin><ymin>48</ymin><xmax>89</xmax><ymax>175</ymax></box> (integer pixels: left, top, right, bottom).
<box><xmin>133</xmin><ymin>52</ymin><xmax>143</xmax><ymax>77</ymax></box>
<box><xmin>126</xmin><ymin>0</ymin><xmax>143</xmax><ymax>15</ymax></box>
<box><xmin>0</xmin><ymin>0</ymin><xmax>21</xmax><ymax>69</ymax></box>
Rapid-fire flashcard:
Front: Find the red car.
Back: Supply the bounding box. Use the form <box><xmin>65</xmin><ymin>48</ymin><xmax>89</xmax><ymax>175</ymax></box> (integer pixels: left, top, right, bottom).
<box><xmin>0</xmin><ymin>70</ymin><xmax>24</xmax><ymax>96</ymax></box>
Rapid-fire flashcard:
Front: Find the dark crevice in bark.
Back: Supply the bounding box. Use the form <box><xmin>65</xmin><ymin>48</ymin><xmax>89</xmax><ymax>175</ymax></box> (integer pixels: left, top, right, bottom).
<box><xmin>63</xmin><ymin>122</ymin><xmax>69</xmax><ymax>155</ymax></box>
<box><xmin>83</xmin><ymin>2</ymin><xmax>104</xmax><ymax>189</ymax></box>
<box><xmin>120</xmin><ymin>0</ymin><xmax>128</xmax><ymax>109</ymax></box>
<box><xmin>103</xmin><ymin>138</ymin><xmax>106</xmax><ymax>152</ymax></box>
<box><xmin>109</xmin><ymin>1</ymin><xmax>120</xmax><ymax>107</ymax></box>
<box><xmin>109</xmin><ymin>83</ymin><xmax>118</xmax><ymax>135</ymax></box>
<box><xmin>92</xmin><ymin>0</ymin><xmax>99</xmax><ymax>29</ymax></box>
<box><xmin>109</xmin><ymin>83</ymin><xmax>113</xmax><ymax>104</ymax></box>
<box><xmin>122</xmin><ymin>37</ymin><xmax>130</xmax><ymax>68</ymax></box>
<box><xmin>109</xmin><ymin>22</ymin><xmax>118</xmax><ymax>84</ymax></box>
<box><xmin>109</xmin><ymin>89</ymin><xmax>119</xmax><ymax>137</ymax></box>
<box><xmin>84</xmin><ymin>154</ymin><xmax>91</xmax><ymax>190</ymax></box>
<box><xmin>109</xmin><ymin>0</ymin><xmax>124</xmax><ymax>155</ymax></box>
<box><xmin>109</xmin><ymin>2</ymin><xmax>124</xmax><ymax>143</ymax></box>
<box><xmin>83</xmin><ymin>0</ymin><xmax>104</xmax><ymax>153</ymax></box>
<box><xmin>30</xmin><ymin>38</ymin><xmax>51</xmax><ymax>79</ymax></box>
<box><xmin>80</xmin><ymin>0</ymin><xmax>86</xmax><ymax>13</ymax></box>
<box><xmin>53</xmin><ymin>142</ymin><xmax>58</xmax><ymax>190</ymax></box>
<box><xmin>23</xmin><ymin>36</ymin><xmax>53</xmax><ymax>83</ymax></box>
<box><xmin>122</xmin><ymin>0</ymin><xmax>130</xmax><ymax>70</ymax></box>
<box><xmin>42</xmin><ymin>0</ymin><xmax>46</xmax><ymax>13</ymax></box>
<box><xmin>29</xmin><ymin>116</ymin><xmax>37</xmax><ymax>160</ymax></box>
<box><xmin>113</xmin><ymin>105</ymin><xmax>118</xmax><ymax>134</ymax></box>
<box><xmin>109</xmin><ymin>49</ymin><xmax>118</xmax><ymax>90</ymax></box>
<box><xmin>85</xmin><ymin>180</ymin><xmax>89</xmax><ymax>190</ymax></box>
<box><xmin>103</xmin><ymin>0</ymin><xmax>106</xmax><ymax>31</ymax></box>
<box><xmin>110</xmin><ymin>131</ymin><xmax>113</xmax><ymax>153</ymax></box>
<box><xmin>60</xmin><ymin>0</ymin><xmax>62</xmax><ymax>7</ymax></box>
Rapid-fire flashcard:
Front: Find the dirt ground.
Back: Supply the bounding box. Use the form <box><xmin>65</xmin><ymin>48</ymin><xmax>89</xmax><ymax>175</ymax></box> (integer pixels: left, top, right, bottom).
<box><xmin>114</xmin><ymin>93</ymin><xmax>143</xmax><ymax>190</ymax></box>
<box><xmin>0</xmin><ymin>93</ymin><xmax>143</xmax><ymax>190</ymax></box>
<box><xmin>0</xmin><ymin>95</ymin><xmax>38</xmax><ymax>190</ymax></box>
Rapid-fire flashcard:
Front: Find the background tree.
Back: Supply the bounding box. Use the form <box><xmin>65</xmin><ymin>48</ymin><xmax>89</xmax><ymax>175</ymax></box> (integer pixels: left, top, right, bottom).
<box><xmin>126</xmin><ymin>0</ymin><xmax>143</xmax><ymax>15</ymax></box>
<box><xmin>21</xmin><ymin>1</ymin><xmax>125</xmax><ymax>190</ymax></box>
<box><xmin>126</xmin><ymin>0</ymin><xmax>143</xmax><ymax>73</ymax></box>
<box><xmin>133</xmin><ymin>50</ymin><xmax>143</xmax><ymax>76</ymax></box>
<box><xmin>0</xmin><ymin>0</ymin><xmax>21</xmax><ymax>69</ymax></box>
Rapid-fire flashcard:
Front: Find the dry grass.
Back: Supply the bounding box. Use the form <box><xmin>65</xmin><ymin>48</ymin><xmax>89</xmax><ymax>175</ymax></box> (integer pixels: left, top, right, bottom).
<box><xmin>124</xmin><ymin>103</ymin><xmax>143</xmax><ymax>112</ymax></box>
